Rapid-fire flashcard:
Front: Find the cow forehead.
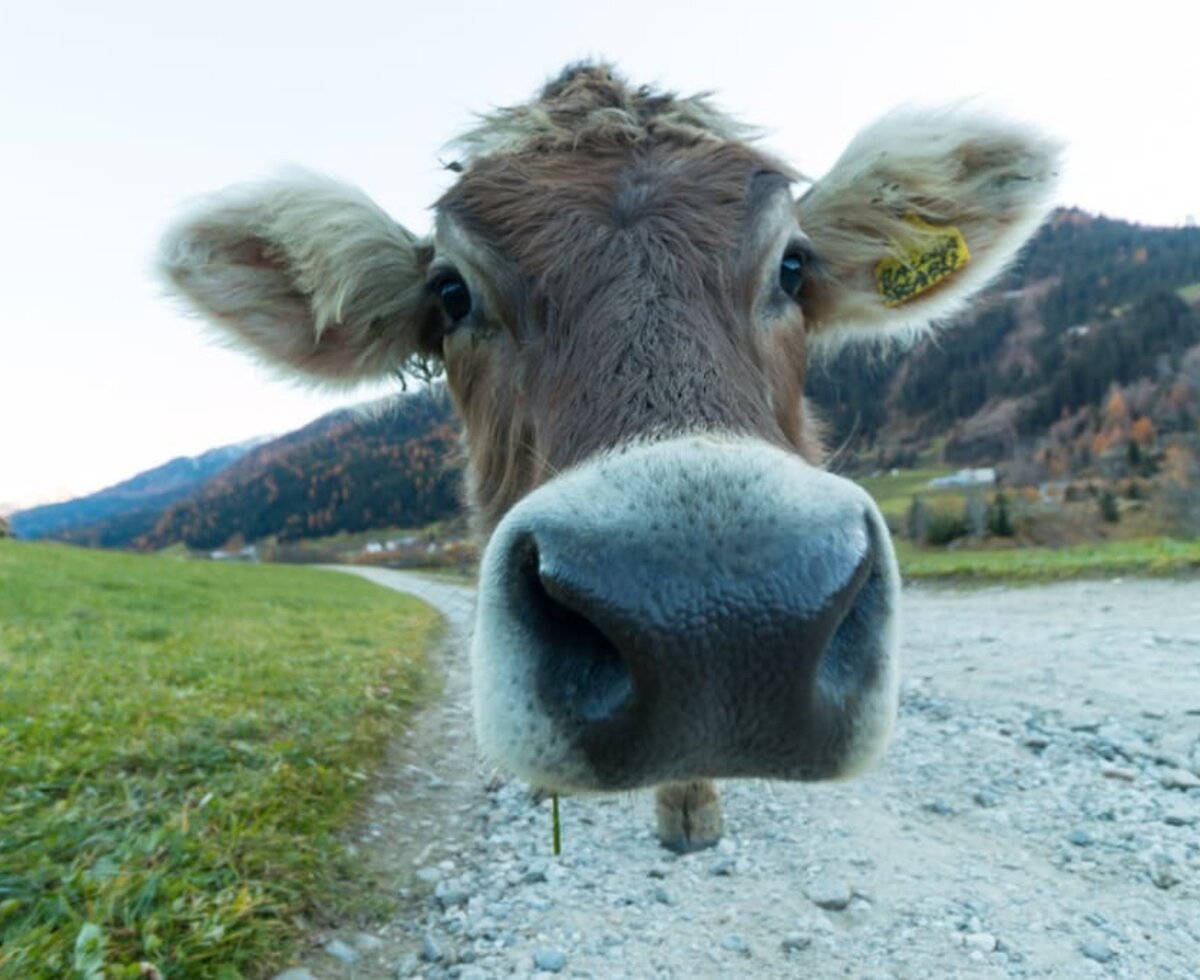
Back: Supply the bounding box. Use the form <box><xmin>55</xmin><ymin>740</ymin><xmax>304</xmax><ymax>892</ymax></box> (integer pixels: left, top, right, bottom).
<box><xmin>432</xmin><ymin>64</ymin><xmax>803</xmax><ymax>292</ymax></box>
<box><xmin>437</xmin><ymin>142</ymin><xmax>789</xmax><ymax>268</ymax></box>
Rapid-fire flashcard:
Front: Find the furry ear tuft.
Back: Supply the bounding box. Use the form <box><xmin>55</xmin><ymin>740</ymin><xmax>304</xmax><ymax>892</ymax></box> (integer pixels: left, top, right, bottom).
<box><xmin>159</xmin><ymin>172</ymin><xmax>431</xmax><ymax>385</ymax></box>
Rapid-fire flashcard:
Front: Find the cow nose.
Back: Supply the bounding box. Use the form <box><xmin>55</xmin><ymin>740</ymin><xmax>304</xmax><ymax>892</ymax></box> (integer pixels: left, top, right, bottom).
<box><xmin>504</xmin><ymin>511</ymin><xmax>880</xmax><ymax>787</ymax></box>
<box><xmin>470</xmin><ymin>437</ymin><xmax>900</xmax><ymax>793</ymax></box>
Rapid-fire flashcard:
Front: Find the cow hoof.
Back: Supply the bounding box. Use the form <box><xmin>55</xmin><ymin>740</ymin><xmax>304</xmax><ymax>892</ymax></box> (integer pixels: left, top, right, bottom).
<box><xmin>655</xmin><ymin>780</ymin><xmax>722</xmax><ymax>852</ymax></box>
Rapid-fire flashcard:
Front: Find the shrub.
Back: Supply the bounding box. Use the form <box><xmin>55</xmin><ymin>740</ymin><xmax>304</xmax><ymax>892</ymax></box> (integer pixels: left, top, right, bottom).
<box><xmin>988</xmin><ymin>492</ymin><xmax>1016</xmax><ymax>537</ymax></box>
<box><xmin>964</xmin><ymin>490</ymin><xmax>988</xmax><ymax>537</ymax></box>
<box><xmin>907</xmin><ymin>494</ymin><xmax>969</xmax><ymax>545</ymax></box>
<box><xmin>1123</xmin><ymin>479</ymin><xmax>1148</xmax><ymax>501</ymax></box>
<box><xmin>1099</xmin><ymin>487</ymin><xmax>1121</xmax><ymax>523</ymax></box>
<box><xmin>925</xmin><ymin>508</ymin><xmax>968</xmax><ymax>546</ymax></box>
<box><xmin>906</xmin><ymin>495</ymin><xmax>930</xmax><ymax>542</ymax></box>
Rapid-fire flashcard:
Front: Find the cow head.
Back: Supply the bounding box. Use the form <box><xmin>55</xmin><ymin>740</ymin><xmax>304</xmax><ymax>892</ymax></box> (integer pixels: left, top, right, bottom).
<box><xmin>161</xmin><ymin>64</ymin><xmax>1059</xmax><ymax>849</ymax></box>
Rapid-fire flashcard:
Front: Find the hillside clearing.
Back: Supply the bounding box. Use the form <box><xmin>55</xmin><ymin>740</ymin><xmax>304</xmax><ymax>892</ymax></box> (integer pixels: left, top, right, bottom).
<box><xmin>1177</xmin><ymin>281</ymin><xmax>1200</xmax><ymax>305</ymax></box>
<box><xmin>0</xmin><ymin>542</ymin><xmax>438</xmax><ymax>978</ymax></box>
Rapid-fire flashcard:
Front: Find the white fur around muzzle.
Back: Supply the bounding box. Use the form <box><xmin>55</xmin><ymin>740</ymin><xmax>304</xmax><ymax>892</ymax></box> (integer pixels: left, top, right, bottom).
<box><xmin>470</xmin><ymin>435</ymin><xmax>901</xmax><ymax>791</ymax></box>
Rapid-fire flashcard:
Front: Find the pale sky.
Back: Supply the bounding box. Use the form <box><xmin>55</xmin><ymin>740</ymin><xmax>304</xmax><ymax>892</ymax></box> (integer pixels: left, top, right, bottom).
<box><xmin>3</xmin><ymin>0</ymin><xmax>1197</xmax><ymax>512</ymax></box>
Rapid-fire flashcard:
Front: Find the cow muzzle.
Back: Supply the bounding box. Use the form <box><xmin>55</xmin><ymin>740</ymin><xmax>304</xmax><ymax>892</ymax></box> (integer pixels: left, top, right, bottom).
<box><xmin>470</xmin><ymin>435</ymin><xmax>900</xmax><ymax>791</ymax></box>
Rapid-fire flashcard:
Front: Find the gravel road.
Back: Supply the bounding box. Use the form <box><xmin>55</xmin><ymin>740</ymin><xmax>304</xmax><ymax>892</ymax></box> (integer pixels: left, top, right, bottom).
<box><xmin>284</xmin><ymin>571</ymin><xmax>1200</xmax><ymax>979</ymax></box>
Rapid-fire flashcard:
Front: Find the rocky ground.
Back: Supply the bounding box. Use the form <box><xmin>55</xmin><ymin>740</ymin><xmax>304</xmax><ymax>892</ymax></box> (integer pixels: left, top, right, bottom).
<box><xmin>280</xmin><ymin>572</ymin><xmax>1200</xmax><ymax>979</ymax></box>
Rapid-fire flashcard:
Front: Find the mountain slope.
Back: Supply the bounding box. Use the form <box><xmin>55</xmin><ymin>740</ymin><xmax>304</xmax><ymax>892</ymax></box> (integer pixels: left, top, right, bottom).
<box><xmin>128</xmin><ymin>386</ymin><xmax>462</xmax><ymax>551</ymax></box>
<box><xmin>10</xmin><ymin>441</ymin><xmax>259</xmax><ymax>541</ymax></box>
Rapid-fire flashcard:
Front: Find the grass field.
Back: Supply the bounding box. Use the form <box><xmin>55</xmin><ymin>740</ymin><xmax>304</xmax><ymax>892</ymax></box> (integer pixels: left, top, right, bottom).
<box><xmin>0</xmin><ymin>541</ymin><xmax>438</xmax><ymax>978</ymax></box>
<box><xmin>856</xmin><ymin>466</ymin><xmax>961</xmax><ymax>522</ymax></box>
<box><xmin>895</xmin><ymin>536</ymin><xmax>1200</xmax><ymax>582</ymax></box>
<box><xmin>857</xmin><ymin>468</ymin><xmax>1200</xmax><ymax>582</ymax></box>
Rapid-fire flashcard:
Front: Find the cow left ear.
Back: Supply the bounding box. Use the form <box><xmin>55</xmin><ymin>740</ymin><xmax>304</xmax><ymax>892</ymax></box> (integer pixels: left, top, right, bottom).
<box><xmin>796</xmin><ymin>107</ymin><xmax>1062</xmax><ymax>347</ymax></box>
<box><xmin>159</xmin><ymin>172</ymin><xmax>432</xmax><ymax>387</ymax></box>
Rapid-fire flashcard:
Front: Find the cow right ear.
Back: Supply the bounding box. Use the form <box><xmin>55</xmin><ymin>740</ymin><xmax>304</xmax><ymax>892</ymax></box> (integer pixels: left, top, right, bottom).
<box><xmin>795</xmin><ymin>107</ymin><xmax>1061</xmax><ymax>348</ymax></box>
<box><xmin>159</xmin><ymin>172</ymin><xmax>432</xmax><ymax>386</ymax></box>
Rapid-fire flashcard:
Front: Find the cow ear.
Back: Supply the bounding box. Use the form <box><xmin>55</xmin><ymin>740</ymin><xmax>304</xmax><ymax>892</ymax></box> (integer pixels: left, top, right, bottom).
<box><xmin>159</xmin><ymin>172</ymin><xmax>432</xmax><ymax>386</ymax></box>
<box><xmin>796</xmin><ymin>107</ymin><xmax>1062</xmax><ymax>347</ymax></box>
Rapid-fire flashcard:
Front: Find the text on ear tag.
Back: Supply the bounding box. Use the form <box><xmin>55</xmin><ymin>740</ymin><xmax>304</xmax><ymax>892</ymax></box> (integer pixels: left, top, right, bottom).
<box><xmin>875</xmin><ymin>215</ymin><xmax>970</xmax><ymax>307</ymax></box>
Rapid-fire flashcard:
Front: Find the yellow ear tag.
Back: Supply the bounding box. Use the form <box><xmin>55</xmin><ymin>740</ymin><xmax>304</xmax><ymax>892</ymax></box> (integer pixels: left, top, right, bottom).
<box><xmin>875</xmin><ymin>215</ymin><xmax>970</xmax><ymax>307</ymax></box>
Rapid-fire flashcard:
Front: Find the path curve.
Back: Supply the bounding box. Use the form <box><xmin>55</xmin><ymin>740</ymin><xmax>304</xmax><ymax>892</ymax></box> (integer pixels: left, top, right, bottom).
<box><xmin>293</xmin><ymin>572</ymin><xmax>1200</xmax><ymax>979</ymax></box>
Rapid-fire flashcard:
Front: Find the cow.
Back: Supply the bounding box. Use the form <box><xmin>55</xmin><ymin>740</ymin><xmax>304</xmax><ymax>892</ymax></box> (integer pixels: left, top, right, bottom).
<box><xmin>160</xmin><ymin>63</ymin><xmax>1059</xmax><ymax>852</ymax></box>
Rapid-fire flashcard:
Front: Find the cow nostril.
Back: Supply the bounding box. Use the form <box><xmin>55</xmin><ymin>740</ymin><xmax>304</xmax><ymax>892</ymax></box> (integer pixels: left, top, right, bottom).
<box><xmin>813</xmin><ymin>518</ymin><xmax>888</xmax><ymax>705</ymax></box>
<box><xmin>512</xmin><ymin>534</ymin><xmax>635</xmax><ymax>726</ymax></box>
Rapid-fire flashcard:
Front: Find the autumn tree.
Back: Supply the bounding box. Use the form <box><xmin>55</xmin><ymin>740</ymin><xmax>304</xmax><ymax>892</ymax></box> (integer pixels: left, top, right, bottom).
<box><xmin>1130</xmin><ymin>416</ymin><xmax>1156</xmax><ymax>445</ymax></box>
<box><xmin>1164</xmin><ymin>439</ymin><xmax>1200</xmax><ymax>536</ymax></box>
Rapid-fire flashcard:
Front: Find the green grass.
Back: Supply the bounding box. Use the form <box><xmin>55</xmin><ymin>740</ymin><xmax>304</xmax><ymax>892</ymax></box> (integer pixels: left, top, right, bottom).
<box><xmin>859</xmin><ymin>468</ymin><xmax>1200</xmax><ymax>582</ymax></box>
<box><xmin>1177</xmin><ymin>281</ymin><xmax>1200</xmax><ymax>305</ymax></box>
<box><xmin>895</xmin><ymin>536</ymin><xmax>1200</xmax><ymax>583</ymax></box>
<box><xmin>856</xmin><ymin>466</ymin><xmax>961</xmax><ymax>522</ymax></box>
<box><xmin>0</xmin><ymin>541</ymin><xmax>438</xmax><ymax>978</ymax></box>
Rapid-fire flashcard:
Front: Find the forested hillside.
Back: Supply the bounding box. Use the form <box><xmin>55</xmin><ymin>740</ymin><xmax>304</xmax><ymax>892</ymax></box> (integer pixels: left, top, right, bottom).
<box><xmin>135</xmin><ymin>388</ymin><xmax>461</xmax><ymax>551</ymax></box>
<box><xmin>60</xmin><ymin>388</ymin><xmax>462</xmax><ymax>551</ymax></box>
<box><xmin>807</xmin><ymin>210</ymin><xmax>1200</xmax><ymax>468</ymax></box>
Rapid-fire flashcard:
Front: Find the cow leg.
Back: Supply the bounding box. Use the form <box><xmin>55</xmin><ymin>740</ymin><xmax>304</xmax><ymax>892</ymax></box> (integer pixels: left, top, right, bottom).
<box><xmin>655</xmin><ymin>780</ymin><xmax>722</xmax><ymax>852</ymax></box>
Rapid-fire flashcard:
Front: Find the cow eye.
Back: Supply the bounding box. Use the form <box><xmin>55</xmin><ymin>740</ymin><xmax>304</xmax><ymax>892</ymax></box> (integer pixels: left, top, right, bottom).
<box><xmin>432</xmin><ymin>273</ymin><xmax>472</xmax><ymax>323</ymax></box>
<box><xmin>779</xmin><ymin>251</ymin><xmax>805</xmax><ymax>301</ymax></box>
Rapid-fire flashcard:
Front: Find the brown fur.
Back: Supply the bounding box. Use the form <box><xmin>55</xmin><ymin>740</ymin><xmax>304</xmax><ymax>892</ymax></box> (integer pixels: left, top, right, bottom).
<box><xmin>435</xmin><ymin>67</ymin><xmax>819</xmax><ymax>534</ymax></box>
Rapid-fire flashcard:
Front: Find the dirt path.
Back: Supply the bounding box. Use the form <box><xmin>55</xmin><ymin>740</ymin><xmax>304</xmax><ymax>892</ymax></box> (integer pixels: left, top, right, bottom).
<box><xmin>289</xmin><ymin>573</ymin><xmax>1200</xmax><ymax>979</ymax></box>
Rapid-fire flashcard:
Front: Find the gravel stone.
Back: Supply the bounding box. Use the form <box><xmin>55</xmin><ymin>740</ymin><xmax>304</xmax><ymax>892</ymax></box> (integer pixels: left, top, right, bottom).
<box><xmin>323</xmin><ymin>938</ymin><xmax>359</xmax><ymax>965</ymax></box>
<box><xmin>1148</xmin><ymin>851</ymin><xmax>1181</xmax><ymax>890</ymax></box>
<box><xmin>421</xmin><ymin>932</ymin><xmax>443</xmax><ymax>962</ymax></box>
<box><xmin>523</xmin><ymin>860</ymin><xmax>549</xmax><ymax>883</ymax></box>
<box><xmin>415</xmin><ymin>866</ymin><xmax>443</xmax><ymax>884</ymax></box>
<box><xmin>272</xmin><ymin>971</ymin><xmax>317</xmax><ymax>980</ymax></box>
<box><xmin>720</xmin><ymin>934</ymin><xmax>750</xmax><ymax>954</ymax></box>
<box><xmin>353</xmin><ymin>932</ymin><xmax>384</xmax><ymax>952</ymax></box>
<box><xmin>1160</xmin><ymin>768</ymin><xmax>1200</xmax><ymax>790</ymax></box>
<box><xmin>973</xmin><ymin>788</ymin><xmax>1002</xmax><ymax>808</ymax></box>
<box><xmin>964</xmin><ymin>932</ymin><xmax>998</xmax><ymax>952</ymax></box>
<box><xmin>1080</xmin><ymin>937</ymin><xmax>1116</xmax><ymax>963</ymax></box>
<box><xmin>807</xmin><ymin>877</ymin><xmax>853</xmax><ymax>911</ymax></box>
<box><xmin>781</xmin><ymin>933</ymin><xmax>812</xmax><ymax>953</ymax></box>
<box><xmin>434</xmin><ymin>881</ymin><xmax>470</xmax><ymax>909</ymax></box>
<box><xmin>532</xmin><ymin>948</ymin><xmax>567</xmax><ymax>972</ymax></box>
